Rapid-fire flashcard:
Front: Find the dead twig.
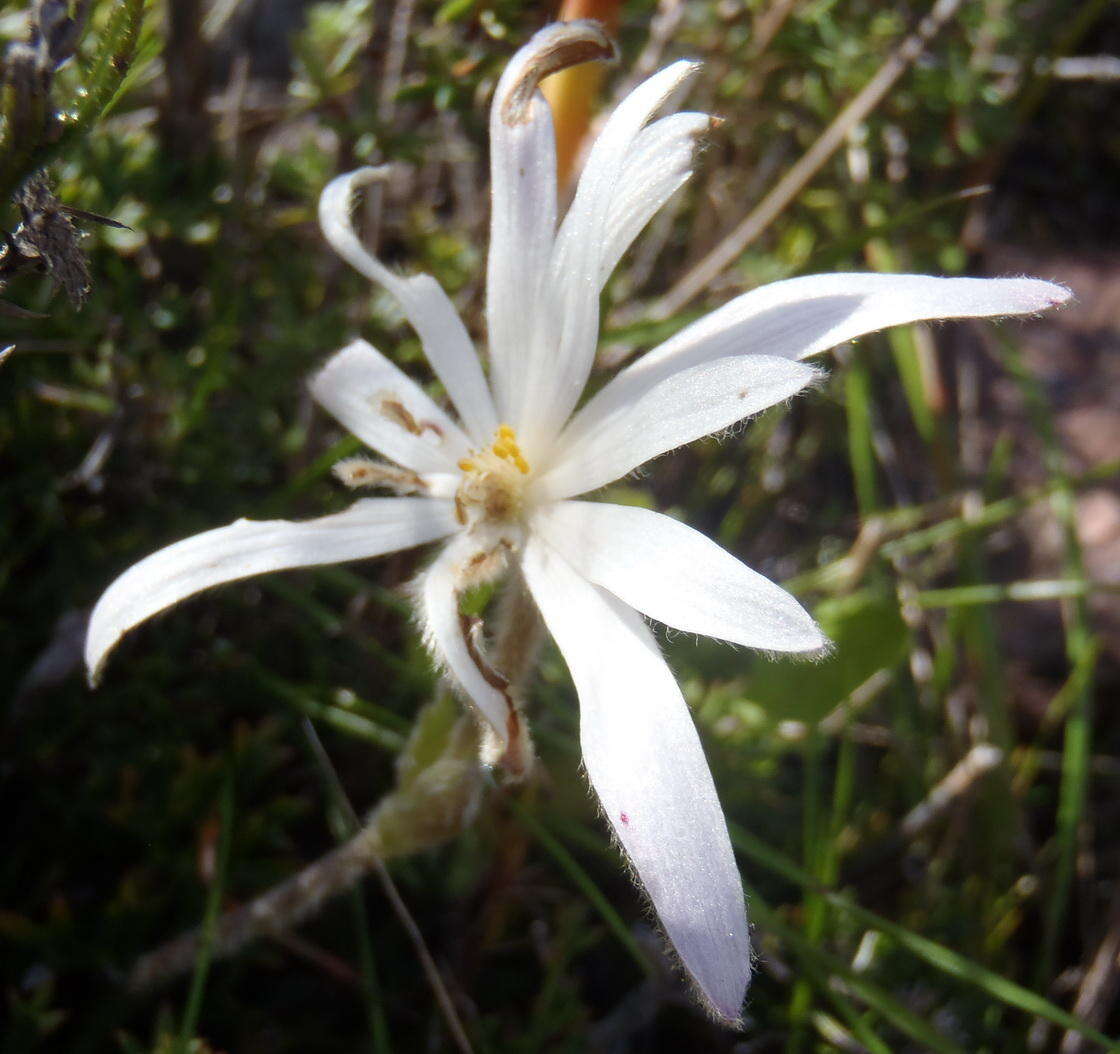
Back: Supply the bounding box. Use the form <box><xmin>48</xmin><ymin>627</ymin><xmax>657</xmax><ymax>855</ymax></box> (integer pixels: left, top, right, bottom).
<box><xmin>899</xmin><ymin>743</ymin><xmax>1004</xmax><ymax>840</ymax></box>
<box><xmin>128</xmin><ymin>700</ymin><xmax>482</xmax><ymax>994</ymax></box>
<box><xmin>610</xmin><ymin>0</ymin><xmax>684</xmax><ymax>104</ymax></box>
<box><xmin>301</xmin><ymin>720</ymin><xmax>476</xmax><ymax>1054</ymax></box>
<box><xmin>1058</xmin><ymin>886</ymin><xmax>1120</xmax><ymax>1054</ymax></box>
<box><xmin>748</xmin><ymin>0</ymin><xmax>801</xmax><ymax>63</ymax></box>
<box><xmin>644</xmin><ymin>0</ymin><xmax>966</xmax><ymax>321</ymax></box>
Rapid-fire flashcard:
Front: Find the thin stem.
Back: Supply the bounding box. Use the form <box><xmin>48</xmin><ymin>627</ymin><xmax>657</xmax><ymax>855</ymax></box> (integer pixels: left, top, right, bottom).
<box><xmin>177</xmin><ymin>767</ymin><xmax>235</xmax><ymax>1050</ymax></box>
<box><xmin>491</xmin><ymin>566</ymin><xmax>544</xmax><ymax>689</ymax></box>
<box><xmin>300</xmin><ymin>720</ymin><xmax>391</xmax><ymax>1054</ymax></box>
<box><xmin>302</xmin><ymin>721</ymin><xmax>475</xmax><ymax>1054</ymax></box>
<box><xmin>128</xmin><ymin>696</ymin><xmax>480</xmax><ymax>992</ymax></box>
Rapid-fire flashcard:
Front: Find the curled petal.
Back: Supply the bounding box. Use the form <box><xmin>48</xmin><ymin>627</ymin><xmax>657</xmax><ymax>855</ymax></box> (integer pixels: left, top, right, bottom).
<box><xmin>536</xmin><ymin>353</ymin><xmax>819</xmax><ymax>501</ymax></box>
<box><xmin>310</xmin><ymin>339</ymin><xmax>469</xmax><ymax>473</ymax></box>
<box><xmin>487</xmin><ymin>21</ymin><xmax>615</xmax><ymax>425</ymax></box>
<box><xmin>532</xmin><ymin>501</ymin><xmax>826</xmax><ymax>654</ymax></box>
<box><xmin>416</xmin><ymin>535</ymin><xmax>521</xmax><ymax>752</ymax></box>
<box><xmin>522</xmin><ymin>537</ymin><xmax>750</xmax><ymax>1024</ymax></box>
<box><xmin>319</xmin><ymin>168</ymin><xmax>498</xmax><ymax>442</ymax></box>
<box><xmin>86</xmin><ymin>498</ymin><xmax>459</xmax><ymax>685</ymax></box>
<box><xmin>493</xmin><ymin>20</ymin><xmax>617</xmax><ymax>127</ymax></box>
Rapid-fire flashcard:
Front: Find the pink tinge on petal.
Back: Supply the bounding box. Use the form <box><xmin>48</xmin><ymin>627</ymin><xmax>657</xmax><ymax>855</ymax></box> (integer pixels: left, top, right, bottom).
<box><xmin>522</xmin><ymin>536</ymin><xmax>751</xmax><ymax>1024</ymax></box>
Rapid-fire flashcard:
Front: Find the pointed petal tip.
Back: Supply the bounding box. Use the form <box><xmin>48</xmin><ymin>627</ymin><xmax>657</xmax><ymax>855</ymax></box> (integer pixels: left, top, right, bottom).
<box><xmin>791</xmin><ymin>627</ymin><xmax>833</xmax><ymax>662</ymax></box>
<box><xmin>682</xmin><ymin>944</ymin><xmax>750</xmax><ymax>1029</ymax></box>
<box><xmin>671</xmin><ymin>57</ymin><xmax>704</xmax><ymax>79</ymax></box>
<box><xmin>795</xmin><ymin>615</ymin><xmax>832</xmax><ymax>658</ymax></box>
<box><xmin>1006</xmin><ymin>276</ymin><xmax>1073</xmax><ymax>313</ymax></box>
<box><xmin>708</xmin><ymin>996</ymin><xmax>747</xmax><ymax>1031</ymax></box>
<box><xmin>751</xmin><ymin>629</ymin><xmax>832</xmax><ymax>665</ymax></box>
<box><xmin>84</xmin><ymin>608</ymin><xmax>117</xmax><ymax>690</ymax></box>
<box><xmin>1038</xmin><ymin>279</ymin><xmax>1073</xmax><ymax>309</ymax></box>
<box><xmin>84</xmin><ymin>653</ymin><xmax>104</xmax><ymax>690</ymax></box>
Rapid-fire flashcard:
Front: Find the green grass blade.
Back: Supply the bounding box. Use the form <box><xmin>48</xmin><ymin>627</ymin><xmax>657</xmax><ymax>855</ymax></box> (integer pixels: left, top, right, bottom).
<box><xmin>299</xmin><ymin>720</ymin><xmax>391</xmax><ymax>1054</ymax></box>
<box><xmin>844</xmin><ymin>361</ymin><xmax>880</xmax><ymax>516</ymax></box>
<box><xmin>748</xmin><ymin>890</ymin><xmax>967</xmax><ymax>1054</ymax></box>
<box><xmin>916</xmin><ymin>579</ymin><xmax>1111</xmax><ymax>608</ymax></box>
<box><xmin>507</xmin><ymin>797</ymin><xmax>654</xmax><ymax>979</ymax></box>
<box><xmin>995</xmin><ymin>337</ymin><xmax>1098</xmax><ymax>993</ymax></box>
<box><xmin>178</xmin><ymin>766</ymin><xmax>235</xmax><ymax>1050</ymax></box>
<box><xmin>731</xmin><ymin>824</ymin><xmax>1119</xmax><ymax>1049</ymax></box>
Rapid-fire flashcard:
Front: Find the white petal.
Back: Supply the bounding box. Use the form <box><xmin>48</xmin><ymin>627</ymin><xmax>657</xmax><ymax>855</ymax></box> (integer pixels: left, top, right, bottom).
<box><xmin>521</xmin><ymin>536</ymin><xmax>750</xmax><ymax>1024</ymax></box>
<box><xmin>416</xmin><ymin>535</ymin><xmax>516</xmax><ymax>745</ymax></box>
<box><xmin>487</xmin><ymin>22</ymin><xmax>615</xmax><ymax>425</ymax></box>
<box><xmin>635</xmin><ymin>273</ymin><xmax>1072</xmax><ymax>377</ymax></box>
<box><xmin>517</xmin><ymin>61</ymin><xmax>701</xmax><ymax>450</ymax></box>
<box><xmin>599</xmin><ymin>111</ymin><xmax>711</xmax><ymax>284</ymax></box>
<box><xmin>311</xmin><ymin>339</ymin><xmax>469</xmax><ymax>473</ymax></box>
<box><xmin>86</xmin><ymin>498</ymin><xmax>459</xmax><ymax>684</ymax></box>
<box><xmin>319</xmin><ymin>168</ymin><xmax>498</xmax><ymax>442</ymax></box>
<box><xmin>536</xmin><ymin>353</ymin><xmax>819</xmax><ymax>501</ymax></box>
<box><xmin>532</xmin><ymin>501</ymin><xmax>826</xmax><ymax>654</ymax></box>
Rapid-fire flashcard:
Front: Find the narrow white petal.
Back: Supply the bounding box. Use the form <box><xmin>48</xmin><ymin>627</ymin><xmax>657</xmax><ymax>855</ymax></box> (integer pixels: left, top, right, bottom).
<box><xmin>635</xmin><ymin>273</ymin><xmax>1072</xmax><ymax>378</ymax></box>
<box><xmin>319</xmin><ymin>168</ymin><xmax>498</xmax><ymax>441</ymax></box>
<box><xmin>310</xmin><ymin>339</ymin><xmax>469</xmax><ymax>473</ymax></box>
<box><xmin>416</xmin><ymin>535</ymin><xmax>515</xmax><ymax>745</ymax></box>
<box><xmin>533</xmin><ymin>501</ymin><xmax>826</xmax><ymax>654</ymax></box>
<box><xmin>536</xmin><ymin>353</ymin><xmax>819</xmax><ymax>501</ymax></box>
<box><xmin>599</xmin><ymin>112</ymin><xmax>711</xmax><ymax>284</ymax></box>
<box><xmin>519</xmin><ymin>61</ymin><xmax>701</xmax><ymax>449</ymax></box>
<box><xmin>86</xmin><ymin>498</ymin><xmax>459</xmax><ymax>684</ymax></box>
<box><xmin>522</xmin><ymin>537</ymin><xmax>750</xmax><ymax>1024</ymax></box>
<box><xmin>487</xmin><ymin>67</ymin><xmax>556</xmax><ymax>421</ymax></box>
<box><xmin>487</xmin><ymin>22</ymin><xmax>615</xmax><ymax>424</ymax></box>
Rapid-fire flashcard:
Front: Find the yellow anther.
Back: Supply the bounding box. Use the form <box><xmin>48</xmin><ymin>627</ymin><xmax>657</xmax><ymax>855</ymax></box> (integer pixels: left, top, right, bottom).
<box><xmin>458</xmin><ymin>425</ymin><xmax>530</xmax><ymax>483</ymax></box>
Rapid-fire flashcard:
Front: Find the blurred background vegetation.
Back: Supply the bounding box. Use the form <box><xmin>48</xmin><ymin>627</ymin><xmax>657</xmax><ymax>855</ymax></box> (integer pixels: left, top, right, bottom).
<box><xmin>2</xmin><ymin>0</ymin><xmax>1119</xmax><ymax>1050</ymax></box>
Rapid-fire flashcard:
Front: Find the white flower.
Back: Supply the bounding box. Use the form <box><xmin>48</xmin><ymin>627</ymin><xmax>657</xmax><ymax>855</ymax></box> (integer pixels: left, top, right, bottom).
<box><xmin>85</xmin><ymin>22</ymin><xmax>1069</xmax><ymax>1025</ymax></box>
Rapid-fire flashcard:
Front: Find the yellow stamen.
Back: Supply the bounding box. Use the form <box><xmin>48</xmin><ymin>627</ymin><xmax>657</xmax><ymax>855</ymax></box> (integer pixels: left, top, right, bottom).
<box><xmin>459</xmin><ymin>425</ymin><xmax>531</xmax><ymax>482</ymax></box>
<box><xmin>455</xmin><ymin>424</ymin><xmax>532</xmax><ymax>528</ymax></box>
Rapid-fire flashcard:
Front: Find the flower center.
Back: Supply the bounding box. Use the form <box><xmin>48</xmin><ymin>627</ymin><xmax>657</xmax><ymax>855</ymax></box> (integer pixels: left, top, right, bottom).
<box><xmin>455</xmin><ymin>424</ymin><xmax>531</xmax><ymax>529</ymax></box>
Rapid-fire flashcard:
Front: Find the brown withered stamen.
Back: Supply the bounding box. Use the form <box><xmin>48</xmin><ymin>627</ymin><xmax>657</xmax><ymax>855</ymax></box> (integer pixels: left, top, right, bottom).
<box><xmin>459</xmin><ymin>611</ymin><xmax>532</xmax><ymax>779</ymax></box>
<box><xmin>332</xmin><ymin>457</ymin><xmax>426</xmax><ymax>494</ymax></box>
<box><xmin>378</xmin><ymin>395</ymin><xmax>443</xmax><ymax>438</ymax></box>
